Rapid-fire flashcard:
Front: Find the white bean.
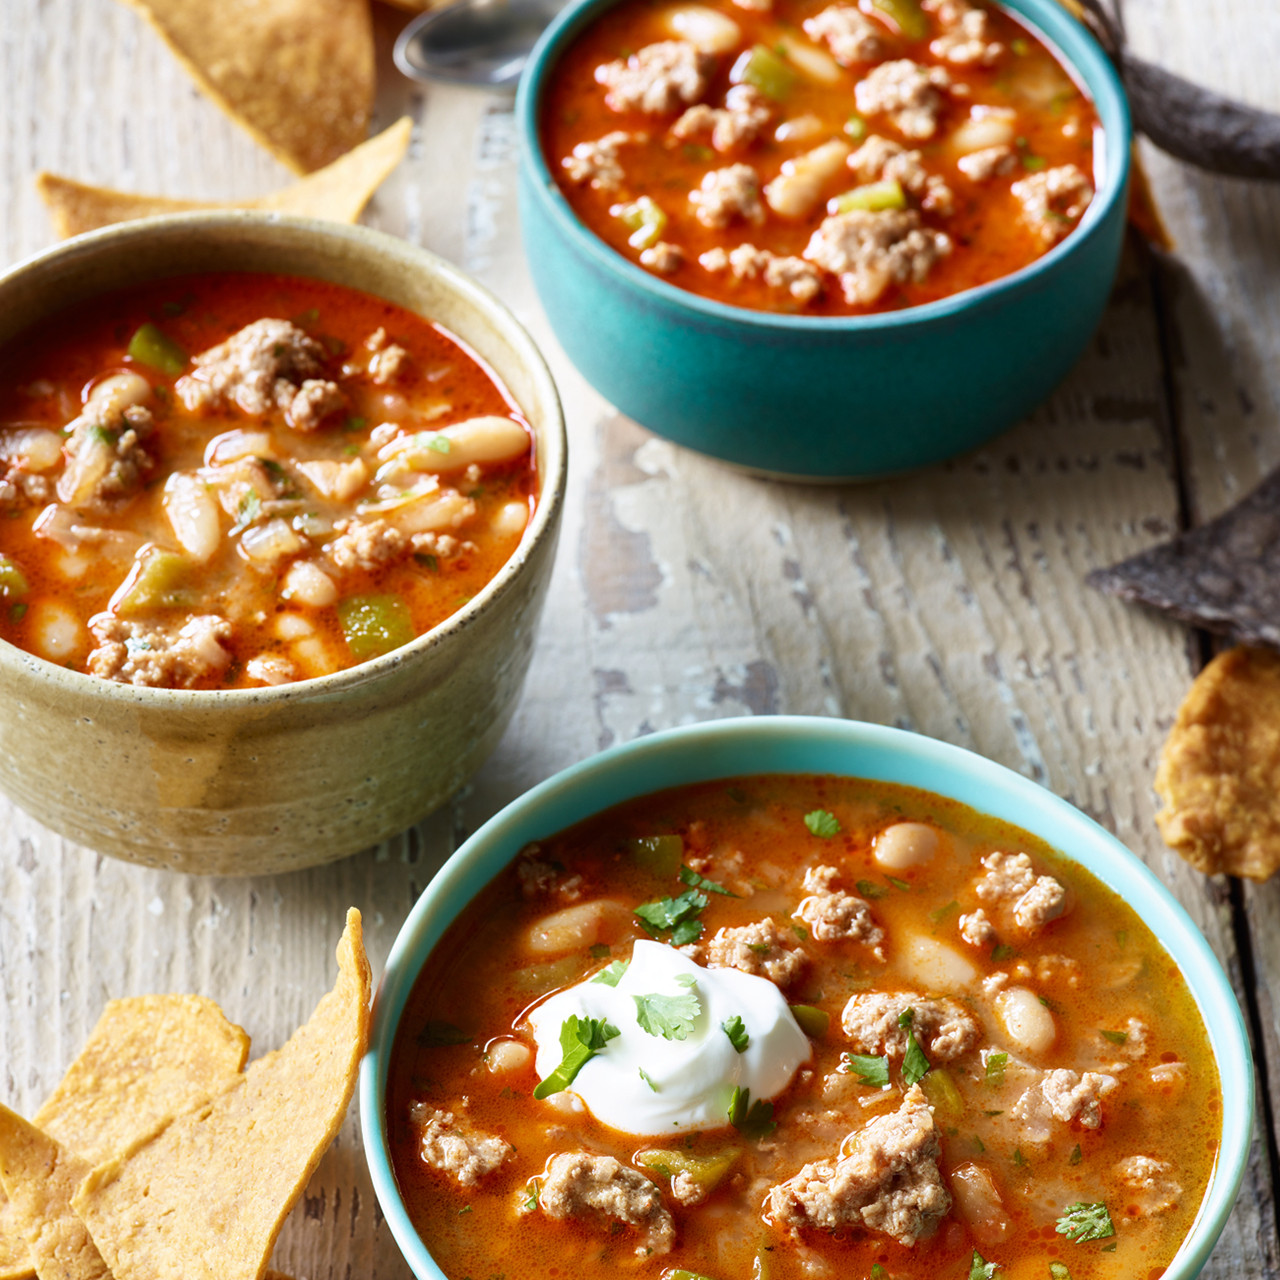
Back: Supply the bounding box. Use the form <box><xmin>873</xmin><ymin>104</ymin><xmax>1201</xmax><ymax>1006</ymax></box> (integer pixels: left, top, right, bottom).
<box><xmin>775</xmin><ymin>114</ymin><xmax>826</xmax><ymax>145</ymax></box>
<box><xmin>486</xmin><ymin>1038</ymin><xmax>534</xmax><ymax>1074</ymax></box>
<box><xmin>274</xmin><ymin>611</ymin><xmax>315</xmax><ymax>640</ymax></box>
<box><xmin>204</xmin><ymin>429</ymin><xmax>274</xmax><ymax>467</ymax></box>
<box><xmin>245</xmin><ymin>655</ymin><xmax>296</xmax><ymax>686</ymax></box>
<box><xmin>994</xmin><ymin>986</ymin><xmax>1056</xmax><ymax>1056</ymax></box>
<box><xmin>949</xmin><ymin>106</ymin><xmax>1018</xmax><ymax>156</ymax></box>
<box><xmin>383</xmin><ymin>491</ymin><xmax>476</xmax><ymax>536</ymax></box>
<box><xmin>378</xmin><ymin>416</ymin><xmax>530</xmax><ymax>474</ymax></box>
<box><xmin>764</xmin><ymin>140</ymin><xmax>851</xmax><ymax>218</ymax></box>
<box><xmin>297</xmin><ymin>457</ymin><xmax>368</xmax><ymax>501</ymax></box>
<box><xmin>0</xmin><ymin>427</ymin><xmax>62</xmax><ymax>471</ymax></box>
<box><xmin>661</xmin><ymin>4</ymin><xmax>742</xmax><ymax>52</ymax></box>
<box><xmin>280</xmin><ymin>559</ymin><xmax>338</xmax><ymax>608</ymax></box>
<box><xmin>492</xmin><ymin>499</ymin><xmax>529</xmax><ymax>541</ymax></box>
<box><xmin>29</xmin><ymin>600</ymin><xmax>82</xmax><ymax>662</ymax></box>
<box><xmin>524</xmin><ymin>899</ymin><xmax>633</xmax><ymax>955</ymax></box>
<box><xmin>86</xmin><ymin>371</ymin><xmax>150</xmax><ymax>416</ymax></box>
<box><xmin>950</xmin><ymin>1164</ymin><xmax>1010</xmax><ymax>1245</ymax></box>
<box><xmin>897</xmin><ymin>932</ymin><xmax>978</xmax><ymax>992</ymax></box>
<box><xmin>292</xmin><ymin>635</ymin><xmax>341</xmax><ymax>678</ymax></box>
<box><xmin>163</xmin><ymin>472</ymin><xmax>222</xmax><ymax>563</ymax></box>
<box><xmin>873</xmin><ymin>822</ymin><xmax>939</xmax><ymax>870</ymax></box>
<box><xmin>239</xmin><ymin>518</ymin><xmax>306</xmax><ymax>566</ymax></box>
<box><xmin>776</xmin><ymin>32</ymin><xmax>842</xmax><ymax>84</ymax></box>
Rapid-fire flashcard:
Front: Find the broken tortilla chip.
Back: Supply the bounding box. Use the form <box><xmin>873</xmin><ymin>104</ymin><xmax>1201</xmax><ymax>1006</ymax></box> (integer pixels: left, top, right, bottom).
<box><xmin>0</xmin><ymin>1106</ymin><xmax>108</xmax><ymax>1280</ymax></box>
<box><xmin>1155</xmin><ymin>646</ymin><xmax>1280</xmax><ymax>879</ymax></box>
<box><xmin>1087</xmin><ymin>465</ymin><xmax>1280</xmax><ymax>651</ymax></box>
<box><xmin>116</xmin><ymin>0</ymin><xmax>374</xmax><ymax>173</ymax></box>
<box><xmin>36</xmin><ymin>117</ymin><xmax>412</xmax><ymax>239</ymax></box>
<box><xmin>74</xmin><ymin>909</ymin><xmax>371</xmax><ymax>1280</ymax></box>
<box><xmin>0</xmin><ymin>994</ymin><xmax>249</xmax><ymax>1280</ymax></box>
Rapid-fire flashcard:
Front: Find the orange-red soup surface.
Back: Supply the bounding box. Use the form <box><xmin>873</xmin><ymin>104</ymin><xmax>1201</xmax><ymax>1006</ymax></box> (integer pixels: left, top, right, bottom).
<box><xmin>0</xmin><ymin>273</ymin><xmax>537</xmax><ymax>689</ymax></box>
<box><xmin>388</xmin><ymin>775</ymin><xmax>1219</xmax><ymax>1280</ymax></box>
<box><xmin>543</xmin><ymin>0</ymin><xmax>1099</xmax><ymax>315</ymax></box>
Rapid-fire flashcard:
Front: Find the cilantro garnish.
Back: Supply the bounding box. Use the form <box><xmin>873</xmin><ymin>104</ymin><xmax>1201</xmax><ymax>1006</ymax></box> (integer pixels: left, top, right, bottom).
<box><xmin>231</xmin><ymin>490</ymin><xmax>261</xmax><ymax>534</ymax></box>
<box><xmin>901</xmin><ymin>1032</ymin><xmax>931</xmax><ymax>1086</ymax></box>
<box><xmin>804</xmin><ymin>809</ymin><xmax>841</xmax><ymax>838</ymax></box>
<box><xmin>930</xmin><ymin>900</ymin><xmax>959</xmax><ymax>926</ymax></box>
<box><xmin>722</xmin><ymin>1015</ymin><xmax>750</xmax><ymax>1053</ymax></box>
<box><xmin>855</xmin><ymin>879</ymin><xmax>889</xmax><ymax>900</ymax></box>
<box><xmin>633</xmin><ymin>985</ymin><xmax>701</xmax><ymax>1041</ymax></box>
<box><xmin>991</xmin><ymin>943</ymin><xmax>1016</xmax><ymax>962</ymax></box>
<box><xmin>969</xmin><ymin>1252</ymin><xmax>999</xmax><ymax>1280</ymax></box>
<box><xmin>634</xmin><ymin>889</ymin><xmax>708</xmax><ymax>945</ymax></box>
<box><xmin>871</xmin><ymin>1266</ymin><xmax>885</xmax><ymax>1280</ymax></box>
<box><xmin>841</xmin><ymin>1053</ymin><xmax>889</xmax><ymax>1087</ymax></box>
<box><xmin>1012</xmin><ymin>1148</ymin><xmax>1027</xmax><ymax>1167</ymax></box>
<box><xmin>638</xmin><ymin>1067</ymin><xmax>659</xmax><ymax>1092</ymax></box>
<box><xmin>532</xmin><ymin>1015</ymin><xmax>620</xmax><ymax>1099</ymax></box>
<box><xmin>897</xmin><ymin>1007</ymin><xmax>915</xmax><ymax>1030</ymax></box>
<box><xmin>1069</xmin><ymin>1144</ymin><xmax>1082</xmax><ymax>1166</ymax></box>
<box><xmin>679</xmin><ymin>864</ymin><xmax>737</xmax><ymax>897</ymax></box>
<box><xmin>426</xmin><ymin>434</ymin><xmax>452</xmax><ymax>454</ymax></box>
<box><xmin>1056</xmin><ymin>1202</ymin><xmax>1115</xmax><ymax>1243</ymax></box>
<box><xmin>727</xmin><ymin>1086</ymin><xmax>776</xmax><ymax>1139</ymax></box>
<box><xmin>591</xmin><ymin>960</ymin><xmax>629</xmax><ymax>987</ymax></box>
<box><xmin>886</xmin><ymin>876</ymin><xmax>911</xmax><ymax>892</ymax></box>
<box><xmin>1098</xmin><ymin>1029</ymin><xmax>1129</xmax><ymax>1045</ymax></box>
<box><xmin>985</xmin><ymin>1052</ymin><xmax>1008</xmax><ymax>1086</ymax></box>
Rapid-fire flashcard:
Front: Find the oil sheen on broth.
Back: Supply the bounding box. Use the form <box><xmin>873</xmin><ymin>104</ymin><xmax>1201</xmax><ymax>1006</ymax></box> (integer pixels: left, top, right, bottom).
<box><xmin>0</xmin><ymin>273</ymin><xmax>537</xmax><ymax>690</ymax></box>
<box><xmin>388</xmin><ymin>776</ymin><xmax>1219</xmax><ymax>1280</ymax></box>
<box><xmin>543</xmin><ymin>0</ymin><xmax>1099</xmax><ymax>315</ymax></box>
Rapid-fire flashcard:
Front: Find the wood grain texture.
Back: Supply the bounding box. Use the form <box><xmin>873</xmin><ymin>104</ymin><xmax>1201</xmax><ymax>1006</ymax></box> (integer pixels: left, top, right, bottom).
<box><xmin>1</xmin><ymin>0</ymin><xmax>1278</xmax><ymax>1274</ymax></box>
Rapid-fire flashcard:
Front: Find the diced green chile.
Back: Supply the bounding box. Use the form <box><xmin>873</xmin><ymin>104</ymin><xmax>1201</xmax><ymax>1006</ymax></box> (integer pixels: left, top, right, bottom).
<box><xmin>629</xmin><ymin>834</ymin><xmax>684</xmax><ymax>878</ymax></box>
<box><xmin>832</xmin><ymin>179</ymin><xmax>907</xmax><ymax>213</ymax></box>
<box><xmin>0</xmin><ymin>554</ymin><xmax>29</xmax><ymax>600</ymax></box>
<box><xmin>337</xmin><ymin>594</ymin><xmax>415</xmax><ymax>660</ymax></box>
<box><xmin>867</xmin><ymin>0</ymin><xmax>928</xmax><ymax>39</ymax></box>
<box><xmin>733</xmin><ymin>45</ymin><xmax>796</xmax><ymax>101</ymax></box>
<box><xmin>126</xmin><ymin>322</ymin><xmax>188</xmax><ymax>376</ymax></box>
<box><xmin>612</xmin><ymin>196</ymin><xmax>668</xmax><ymax>250</ymax></box>
<box><xmin>114</xmin><ymin>549</ymin><xmax>198</xmax><ymax>615</ymax></box>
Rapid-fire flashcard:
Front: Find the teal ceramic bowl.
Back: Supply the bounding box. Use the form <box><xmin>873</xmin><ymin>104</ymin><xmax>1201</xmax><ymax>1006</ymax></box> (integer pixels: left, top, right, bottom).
<box><xmin>361</xmin><ymin>716</ymin><xmax>1252</xmax><ymax>1280</ymax></box>
<box><xmin>516</xmin><ymin>0</ymin><xmax>1131</xmax><ymax>480</ymax></box>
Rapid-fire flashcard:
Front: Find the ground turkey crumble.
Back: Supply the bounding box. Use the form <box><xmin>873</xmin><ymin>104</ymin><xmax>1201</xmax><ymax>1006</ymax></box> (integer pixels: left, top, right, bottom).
<box><xmin>1114</xmin><ymin>1155</ymin><xmax>1182</xmax><ymax>1216</ymax></box>
<box><xmin>86</xmin><ymin>614</ymin><xmax>233</xmax><ymax>688</ymax></box>
<box><xmin>841</xmin><ymin>992</ymin><xmax>980</xmax><ymax>1060</ymax></box>
<box><xmin>1011</xmin><ymin>1068</ymin><xmax>1118</xmax><ymax>1135</ymax></box>
<box><xmin>366</xmin><ymin>327</ymin><xmax>412</xmax><ymax>385</ymax></box>
<box><xmin>57</xmin><ymin>405</ymin><xmax>154</xmax><ymax>513</ymax></box>
<box><xmin>854</xmin><ymin>60</ymin><xmax>952</xmax><ymax>140</ymax></box>
<box><xmin>973</xmin><ymin>851</ymin><xmax>1070</xmax><ymax>936</ymax></box>
<box><xmin>596</xmin><ymin>41</ymin><xmax>713</xmax><ymax>115</ymax></box>
<box><xmin>957</xmin><ymin>144</ymin><xmax>1017</xmax><ymax>181</ymax></box>
<box><xmin>699</xmin><ymin>244</ymin><xmax>823</xmax><ymax>302</ymax></box>
<box><xmin>768</xmin><ymin>1084</ymin><xmax>950</xmax><ymax>1245</ymax></box>
<box><xmin>1012</xmin><ymin>164</ymin><xmax>1094</xmax><ymax>246</ymax></box>
<box><xmin>672</xmin><ymin>85</ymin><xmax>771</xmax><ymax>152</ymax></box>
<box><xmin>804</xmin><ymin>208</ymin><xmax>951</xmax><ymax>305</ymax></box>
<box><xmin>848</xmin><ymin>134</ymin><xmax>954</xmax><ymax>216</ymax></box>
<box><xmin>693</xmin><ymin>917</ymin><xmax>808</xmax><ymax>987</ymax></box>
<box><xmin>176</xmin><ymin>318</ymin><xmax>345</xmax><ymax>430</ymax></box>
<box><xmin>958</xmin><ymin>908</ymin><xmax>996</xmax><ymax>947</ymax></box>
<box><xmin>562</xmin><ymin>131</ymin><xmax>645</xmax><ymax>191</ymax></box>
<box><xmin>803</xmin><ymin>4</ymin><xmax>885</xmax><ymax>66</ymax></box>
<box><xmin>409</xmin><ymin>1103</ymin><xmax>512</xmax><ymax>1186</ymax></box>
<box><xmin>325</xmin><ymin>517</ymin><xmax>408</xmax><ymax>572</ymax></box>
<box><xmin>537</xmin><ymin>1152</ymin><xmax>675</xmax><ymax>1255</ymax></box>
<box><xmin>924</xmin><ymin>0</ymin><xmax>1005</xmax><ymax>66</ymax></box>
<box><xmin>515</xmin><ymin>846</ymin><xmax>584</xmax><ymax>901</ymax></box>
<box><xmin>794</xmin><ymin>865</ymin><xmax>886</xmax><ymax>958</ymax></box>
<box><xmin>689</xmin><ymin>163</ymin><xmax>765</xmax><ymax>228</ymax></box>
<box><xmin>640</xmin><ymin>241</ymin><xmax>685</xmax><ymax>274</ymax></box>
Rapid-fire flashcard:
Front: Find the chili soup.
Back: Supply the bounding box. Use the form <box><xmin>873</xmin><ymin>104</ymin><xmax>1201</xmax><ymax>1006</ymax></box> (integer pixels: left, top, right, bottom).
<box><xmin>543</xmin><ymin>0</ymin><xmax>1098</xmax><ymax>315</ymax></box>
<box><xmin>0</xmin><ymin>272</ymin><xmax>537</xmax><ymax>690</ymax></box>
<box><xmin>387</xmin><ymin>774</ymin><xmax>1219</xmax><ymax>1280</ymax></box>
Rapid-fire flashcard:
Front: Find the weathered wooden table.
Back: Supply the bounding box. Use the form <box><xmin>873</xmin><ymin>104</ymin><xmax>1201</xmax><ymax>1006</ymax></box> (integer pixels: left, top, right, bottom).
<box><xmin>2</xmin><ymin>0</ymin><xmax>1279</xmax><ymax>1275</ymax></box>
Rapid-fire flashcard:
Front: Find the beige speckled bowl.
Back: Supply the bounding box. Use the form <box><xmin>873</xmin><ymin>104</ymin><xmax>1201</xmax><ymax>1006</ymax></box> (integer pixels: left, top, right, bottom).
<box><xmin>0</xmin><ymin>213</ymin><xmax>566</xmax><ymax>875</ymax></box>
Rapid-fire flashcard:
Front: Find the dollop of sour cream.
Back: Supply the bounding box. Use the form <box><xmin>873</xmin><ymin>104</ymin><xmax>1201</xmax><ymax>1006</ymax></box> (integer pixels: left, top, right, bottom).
<box><xmin>527</xmin><ymin>939</ymin><xmax>811</xmax><ymax>1135</ymax></box>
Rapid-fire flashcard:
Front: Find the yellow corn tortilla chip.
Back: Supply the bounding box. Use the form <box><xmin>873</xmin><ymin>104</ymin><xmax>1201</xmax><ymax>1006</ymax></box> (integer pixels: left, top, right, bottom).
<box><xmin>1155</xmin><ymin>646</ymin><xmax>1280</xmax><ymax>879</ymax></box>
<box><xmin>75</xmin><ymin>909</ymin><xmax>371</xmax><ymax>1280</ymax></box>
<box><xmin>0</xmin><ymin>1107</ymin><xmax>108</xmax><ymax>1280</ymax></box>
<box><xmin>36</xmin><ymin>117</ymin><xmax>412</xmax><ymax>240</ymax></box>
<box><xmin>0</xmin><ymin>994</ymin><xmax>249</xmax><ymax>1280</ymax></box>
<box><xmin>117</xmin><ymin>0</ymin><xmax>374</xmax><ymax>173</ymax></box>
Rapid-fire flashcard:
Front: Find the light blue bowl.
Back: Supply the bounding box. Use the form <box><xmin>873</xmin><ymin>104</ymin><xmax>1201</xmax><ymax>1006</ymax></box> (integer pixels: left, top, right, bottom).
<box><xmin>361</xmin><ymin>717</ymin><xmax>1251</xmax><ymax>1279</ymax></box>
<box><xmin>515</xmin><ymin>0</ymin><xmax>1131</xmax><ymax>479</ymax></box>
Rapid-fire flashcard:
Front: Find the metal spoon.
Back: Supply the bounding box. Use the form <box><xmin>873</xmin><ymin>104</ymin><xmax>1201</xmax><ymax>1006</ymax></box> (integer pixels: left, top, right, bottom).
<box><xmin>394</xmin><ymin>0</ymin><xmax>567</xmax><ymax>88</ymax></box>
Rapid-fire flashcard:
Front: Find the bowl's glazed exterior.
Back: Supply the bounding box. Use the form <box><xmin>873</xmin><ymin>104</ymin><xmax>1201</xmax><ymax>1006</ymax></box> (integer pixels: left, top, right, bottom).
<box><xmin>362</xmin><ymin>716</ymin><xmax>1252</xmax><ymax>1280</ymax></box>
<box><xmin>0</xmin><ymin>213</ymin><xmax>566</xmax><ymax>875</ymax></box>
<box><xmin>516</xmin><ymin>0</ymin><xmax>1132</xmax><ymax>480</ymax></box>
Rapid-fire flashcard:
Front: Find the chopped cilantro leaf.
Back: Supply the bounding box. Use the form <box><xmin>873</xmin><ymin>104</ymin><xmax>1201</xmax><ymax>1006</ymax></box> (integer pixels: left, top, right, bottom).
<box><xmin>804</xmin><ymin>809</ymin><xmax>841</xmax><ymax>838</ymax></box>
<box><xmin>591</xmin><ymin>960</ymin><xmax>629</xmax><ymax>987</ymax></box>
<box><xmin>971</xmin><ymin>1135</ymin><xmax>986</xmax><ymax>1154</ymax></box>
<box><xmin>1099</xmin><ymin>1029</ymin><xmax>1129</xmax><ymax>1045</ymax></box>
<box><xmin>856</xmin><ymin>879</ymin><xmax>889</xmax><ymax>899</ymax></box>
<box><xmin>984</xmin><ymin>1109</ymin><xmax>1003</xmax><ymax>1117</ymax></box>
<box><xmin>1055</xmin><ymin>1202</ymin><xmax>1114</xmax><ymax>1243</ymax></box>
<box><xmin>458</xmin><ymin>1205</ymin><xmax>472</xmax><ymax>1214</ymax></box>
<box><xmin>901</xmin><ymin>1032</ymin><xmax>931</xmax><ymax>1086</ymax></box>
<box><xmin>897</xmin><ymin>1007</ymin><xmax>915</xmax><ymax>1030</ymax></box>
<box><xmin>417</xmin><ymin>1020</ymin><xmax>470</xmax><ymax>1047</ymax></box>
<box><xmin>1012</xmin><ymin>1148</ymin><xmax>1027</xmax><ymax>1167</ymax></box>
<box><xmin>841</xmin><ymin>1053</ymin><xmax>889</xmax><ymax>1087</ymax></box>
<box><xmin>532</xmin><ymin>1015</ymin><xmax>619</xmax><ymax>1099</ymax></box>
<box><xmin>343</xmin><ymin>415</ymin><xmax>367</xmax><ymax>433</ymax></box>
<box><xmin>991</xmin><ymin>943</ymin><xmax>1016</xmax><ymax>961</ymax></box>
<box><xmin>231</xmin><ymin>490</ymin><xmax>261</xmax><ymax>534</ymax></box>
<box><xmin>633</xmin><ymin>889</ymin><xmax>708</xmax><ymax>941</ymax></box>
<box><xmin>985</xmin><ymin>1052</ymin><xmax>1008</xmax><ymax>1086</ymax></box>
<box><xmin>871</xmin><ymin>1266</ymin><xmax>885</xmax><ymax>1280</ymax></box>
<box><xmin>930</xmin><ymin>900</ymin><xmax>959</xmax><ymax>926</ymax></box>
<box><xmin>1069</xmin><ymin>1144</ymin><xmax>1082</xmax><ymax>1166</ymax></box>
<box><xmin>519</xmin><ymin>1183</ymin><xmax>539</xmax><ymax>1214</ymax></box>
<box><xmin>792</xmin><ymin>923</ymin><xmax>808</xmax><ymax>941</ymax></box>
<box><xmin>589</xmin><ymin>943</ymin><xmax>611</xmax><ymax>959</ymax></box>
<box><xmin>722</xmin><ymin>1015</ymin><xmax>750</xmax><ymax>1053</ymax></box>
<box><xmin>726</xmin><ymin>786</ymin><xmax>748</xmax><ymax>803</ymax></box>
<box><xmin>886</xmin><ymin>876</ymin><xmax>911</xmax><ymax>892</ymax></box>
<box><xmin>638</xmin><ymin>1067</ymin><xmax>659</xmax><ymax>1092</ymax></box>
<box><xmin>679</xmin><ymin>864</ymin><xmax>738</xmax><ymax>896</ymax></box>
<box><xmin>87</xmin><ymin>424</ymin><xmax>116</xmax><ymax>446</ymax></box>
<box><xmin>727</xmin><ymin>1086</ymin><xmax>776</xmax><ymax>1140</ymax></box>
<box><xmin>427</xmin><ymin>435</ymin><xmax>452</xmax><ymax>453</ymax></box>
<box><xmin>671</xmin><ymin>918</ymin><xmax>704</xmax><ymax>945</ymax></box>
<box><xmin>1101</xmin><ymin>1244</ymin><xmax>1117</xmax><ymax>1253</ymax></box>
<box><xmin>969</xmin><ymin>1251</ymin><xmax>999</xmax><ymax>1280</ymax></box>
<box><xmin>634</xmin><ymin>988</ymin><xmax>701</xmax><ymax>1040</ymax></box>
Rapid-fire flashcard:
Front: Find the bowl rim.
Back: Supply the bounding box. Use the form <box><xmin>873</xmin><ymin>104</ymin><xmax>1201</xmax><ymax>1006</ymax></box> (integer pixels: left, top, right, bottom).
<box><xmin>0</xmin><ymin>210</ymin><xmax>567</xmax><ymax>705</ymax></box>
<box><xmin>360</xmin><ymin>715</ymin><xmax>1254</xmax><ymax>1280</ymax></box>
<box><xmin>515</xmin><ymin>0</ymin><xmax>1134</xmax><ymax>333</ymax></box>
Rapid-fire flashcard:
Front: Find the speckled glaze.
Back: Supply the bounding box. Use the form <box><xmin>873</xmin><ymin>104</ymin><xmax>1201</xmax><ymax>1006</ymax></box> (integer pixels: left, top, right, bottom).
<box><xmin>362</xmin><ymin>717</ymin><xmax>1252</xmax><ymax>1280</ymax></box>
<box><xmin>516</xmin><ymin>0</ymin><xmax>1131</xmax><ymax>480</ymax></box>
<box><xmin>0</xmin><ymin>213</ymin><xmax>566</xmax><ymax>875</ymax></box>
